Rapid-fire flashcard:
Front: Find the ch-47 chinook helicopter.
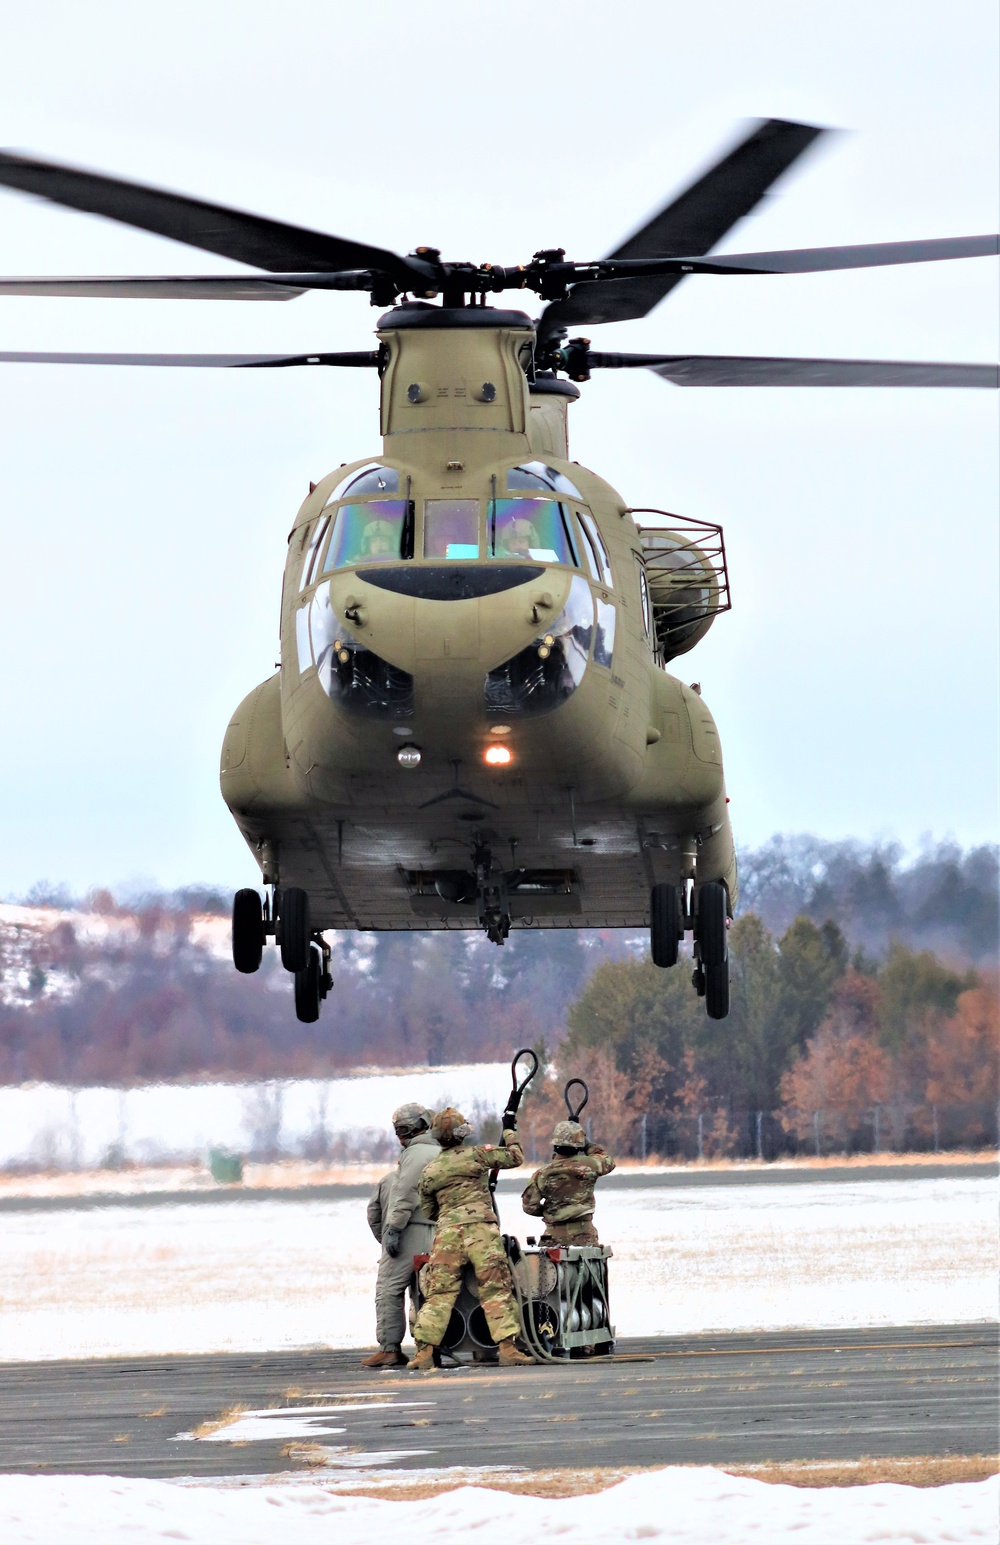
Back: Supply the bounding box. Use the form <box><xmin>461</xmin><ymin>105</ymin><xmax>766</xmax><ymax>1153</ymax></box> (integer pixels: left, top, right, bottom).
<box><xmin>0</xmin><ymin>119</ymin><xmax>996</xmax><ymax>1024</ymax></box>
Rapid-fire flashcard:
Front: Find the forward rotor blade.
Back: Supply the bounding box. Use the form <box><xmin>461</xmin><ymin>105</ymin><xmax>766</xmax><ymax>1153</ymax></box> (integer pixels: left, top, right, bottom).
<box><xmin>538</xmin><ymin>118</ymin><xmax>825</xmax><ymax>340</ymax></box>
<box><xmin>0</xmin><ymin>150</ymin><xmax>430</xmax><ymax>286</ymax></box>
<box><xmin>0</xmin><ymin>275</ymin><xmax>306</xmax><ymax>300</ymax></box>
<box><xmin>658</xmin><ymin>234</ymin><xmax>1000</xmax><ymax>275</ymax></box>
<box><xmin>0</xmin><ymin>350</ymin><xmax>379</xmax><ymax>368</ymax></box>
<box><xmin>590</xmin><ymin>351</ymin><xmax>999</xmax><ymax>387</ymax></box>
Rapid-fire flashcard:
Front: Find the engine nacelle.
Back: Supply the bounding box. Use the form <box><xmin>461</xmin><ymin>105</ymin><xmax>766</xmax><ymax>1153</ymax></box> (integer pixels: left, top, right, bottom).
<box><xmin>633</xmin><ymin>512</ymin><xmax>731</xmax><ymax>663</ymax></box>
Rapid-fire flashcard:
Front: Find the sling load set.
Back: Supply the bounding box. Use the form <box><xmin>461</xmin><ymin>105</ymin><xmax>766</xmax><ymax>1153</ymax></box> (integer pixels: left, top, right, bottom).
<box><xmin>412</xmin><ymin>1051</ymin><xmax>614</xmax><ymax>1364</ymax></box>
<box><xmin>0</xmin><ymin>122</ymin><xmax>994</xmax><ymax>1027</ymax></box>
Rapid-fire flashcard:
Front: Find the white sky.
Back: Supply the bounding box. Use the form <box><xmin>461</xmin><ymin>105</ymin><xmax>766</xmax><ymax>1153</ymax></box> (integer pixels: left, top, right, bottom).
<box><xmin>0</xmin><ymin>0</ymin><xmax>996</xmax><ymax>895</ymax></box>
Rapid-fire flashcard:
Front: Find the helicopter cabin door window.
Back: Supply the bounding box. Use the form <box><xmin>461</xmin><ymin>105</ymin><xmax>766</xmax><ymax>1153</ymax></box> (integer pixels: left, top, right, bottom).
<box><xmin>424</xmin><ymin>499</ymin><xmax>479</xmax><ymax>559</ymax></box>
<box><xmin>490</xmin><ymin>498</ymin><xmax>578</xmax><ymax>565</ymax></box>
<box><xmin>578</xmin><ymin>510</ymin><xmax>614</xmax><ymax>588</ymax></box>
<box><xmin>636</xmin><ymin>557</ymin><xmax>651</xmax><ymax>636</ymax></box>
<box><xmin>322</xmin><ymin>500</ymin><xmax>409</xmax><ymax>571</ymax></box>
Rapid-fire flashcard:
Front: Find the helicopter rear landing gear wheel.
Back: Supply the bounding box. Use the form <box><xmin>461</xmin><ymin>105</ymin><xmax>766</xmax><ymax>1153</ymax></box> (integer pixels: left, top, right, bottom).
<box><xmin>705</xmin><ymin>956</ymin><xmax>730</xmax><ymax>1019</ymax></box>
<box><xmin>695</xmin><ymin>881</ymin><xmax>730</xmax><ymax>1020</ymax></box>
<box><xmin>294</xmin><ymin>946</ymin><xmax>322</xmax><ymax>1023</ymax></box>
<box><xmin>232</xmin><ymin>889</ymin><xmax>264</xmax><ymax>974</ymax></box>
<box><xmin>279</xmin><ymin>886</ymin><xmax>311</xmax><ymax>973</ymax></box>
<box><xmin>650</xmin><ymin>883</ymin><xmax>680</xmax><ymax>967</ymax></box>
<box><xmin>295</xmin><ymin>934</ymin><xmax>332</xmax><ymax>1023</ymax></box>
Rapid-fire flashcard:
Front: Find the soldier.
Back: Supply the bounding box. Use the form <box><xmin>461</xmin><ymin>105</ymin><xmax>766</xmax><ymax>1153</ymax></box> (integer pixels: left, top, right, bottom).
<box><xmin>408</xmin><ymin>1106</ymin><xmax>532</xmax><ymax>1370</ymax></box>
<box><xmin>360</xmin><ymin>1102</ymin><xmax>441</xmax><ymax>1369</ymax></box>
<box><xmin>521</xmin><ymin>1120</ymin><xmax>616</xmax><ymax>1246</ymax></box>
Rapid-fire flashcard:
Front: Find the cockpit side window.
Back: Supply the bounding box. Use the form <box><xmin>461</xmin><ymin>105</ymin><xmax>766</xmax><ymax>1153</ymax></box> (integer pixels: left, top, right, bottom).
<box><xmin>575</xmin><ymin>516</ymin><xmax>602</xmax><ymax>583</ymax></box>
<box><xmin>299</xmin><ymin>514</ymin><xmax>331</xmax><ymax>590</ymax></box>
<box><xmin>321</xmin><ymin>499</ymin><xmax>409</xmax><ymax>571</ymax></box>
<box><xmin>578</xmin><ymin>510</ymin><xmax>614</xmax><ymax>588</ymax></box>
<box><xmin>489</xmin><ymin>498</ymin><xmax>578</xmax><ymax>565</ymax></box>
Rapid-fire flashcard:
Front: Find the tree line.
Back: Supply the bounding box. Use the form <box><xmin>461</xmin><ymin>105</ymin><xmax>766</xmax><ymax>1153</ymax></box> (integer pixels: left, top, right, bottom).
<box><xmin>0</xmin><ymin>838</ymin><xmax>995</xmax><ymax>1141</ymax></box>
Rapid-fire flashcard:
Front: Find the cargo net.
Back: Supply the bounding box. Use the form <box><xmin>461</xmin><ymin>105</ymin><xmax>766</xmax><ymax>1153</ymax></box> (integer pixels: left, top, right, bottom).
<box><xmin>631</xmin><ymin>509</ymin><xmax>731</xmax><ymax>663</ymax></box>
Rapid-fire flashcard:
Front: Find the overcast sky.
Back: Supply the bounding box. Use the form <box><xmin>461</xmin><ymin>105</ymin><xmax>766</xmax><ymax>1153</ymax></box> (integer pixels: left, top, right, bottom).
<box><xmin>0</xmin><ymin>0</ymin><xmax>996</xmax><ymax>897</ymax></box>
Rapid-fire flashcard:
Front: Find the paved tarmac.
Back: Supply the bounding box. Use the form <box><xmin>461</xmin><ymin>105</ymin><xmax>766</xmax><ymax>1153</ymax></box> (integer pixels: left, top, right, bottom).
<box><xmin>0</xmin><ymin>1161</ymin><xmax>993</xmax><ymax>1214</ymax></box>
<box><xmin>0</xmin><ymin>1324</ymin><xmax>994</xmax><ymax>1478</ymax></box>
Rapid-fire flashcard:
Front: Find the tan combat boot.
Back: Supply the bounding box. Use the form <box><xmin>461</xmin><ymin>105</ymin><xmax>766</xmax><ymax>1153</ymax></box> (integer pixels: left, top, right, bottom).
<box><xmin>360</xmin><ymin>1347</ymin><xmax>406</xmax><ymax>1369</ymax></box>
<box><xmin>407</xmin><ymin>1342</ymin><xmax>436</xmax><ymax>1371</ymax></box>
<box><xmin>497</xmin><ymin>1337</ymin><xmax>533</xmax><ymax>1367</ymax></box>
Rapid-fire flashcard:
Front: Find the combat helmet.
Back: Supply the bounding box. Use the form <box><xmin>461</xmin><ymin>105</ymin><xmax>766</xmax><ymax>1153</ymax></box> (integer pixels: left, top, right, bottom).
<box><xmin>552</xmin><ymin>1120</ymin><xmax>587</xmax><ymax>1152</ymax></box>
<box><xmin>431</xmin><ymin>1106</ymin><xmax>473</xmax><ymax>1146</ymax></box>
<box><xmin>392</xmin><ymin>1102</ymin><xmax>432</xmax><ymax>1136</ymax></box>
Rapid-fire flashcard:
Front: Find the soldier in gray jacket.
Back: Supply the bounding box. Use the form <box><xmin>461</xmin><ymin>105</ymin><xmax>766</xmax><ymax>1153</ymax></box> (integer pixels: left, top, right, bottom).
<box><xmin>361</xmin><ymin>1102</ymin><xmax>441</xmax><ymax>1368</ymax></box>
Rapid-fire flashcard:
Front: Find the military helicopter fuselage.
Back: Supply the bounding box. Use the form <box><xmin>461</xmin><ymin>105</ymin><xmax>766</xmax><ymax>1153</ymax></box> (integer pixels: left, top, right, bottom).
<box><xmin>0</xmin><ymin>118</ymin><xmax>993</xmax><ymax>1023</ymax></box>
<box><xmin>220</xmin><ymin>305</ymin><xmax>736</xmax><ymax>980</ymax></box>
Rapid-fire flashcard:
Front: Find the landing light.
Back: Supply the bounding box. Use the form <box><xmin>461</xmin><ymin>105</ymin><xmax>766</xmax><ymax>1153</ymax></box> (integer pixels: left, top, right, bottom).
<box><xmin>484</xmin><ymin>745</ymin><xmax>512</xmax><ymax>767</ymax></box>
<box><xmin>397</xmin><ymin>745</ymin><xmax>422</xmax><ymax>769</ymax></box>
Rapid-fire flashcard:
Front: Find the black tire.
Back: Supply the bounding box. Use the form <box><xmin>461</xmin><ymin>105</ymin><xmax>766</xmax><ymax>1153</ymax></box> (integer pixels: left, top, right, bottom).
<box><xmin>294</xmin><ymin>946</ymin><xmax>322</xmax><ymax>1023</ymax></box>
<box><xmin>696</xmin><ymin>881</ymin><xmax>728</xmax><ymax>967</ymax></box>
<box><xmin>280</xmin><ymin>886</ymin><xmax>311</xmax><ymax>973</ymax></box>
<box><xmin>650</xmin><ymin>882</ymin><xmax>680</xmax><ymax>968</ymax></box>
<box><xmin>705</xmin><ymin>954</ymin><xmax>731</xmax><ymax>1020</ymax></box>
<box><xmin>232</xmin><ymin>888</ymin><xmax>264</xmax><ymax>974</ymax></box>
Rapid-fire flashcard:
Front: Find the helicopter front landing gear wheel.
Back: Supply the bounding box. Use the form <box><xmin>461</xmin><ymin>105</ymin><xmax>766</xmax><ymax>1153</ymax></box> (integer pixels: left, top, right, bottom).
<box><xmin>279</xmin><ymin>886</ymin><xmax>311</xmax><ymax>973</ymax></box>
<box><xmin>695</xmin><ymin>881</ymin><xmax>730</xmax><ymax>1020</ymax></box>
<box><xmin>650</xmin><ymin>883</ymin><xmax>681</xmax><ymax>967</ymax></box>
<box><xmin>232</xmin><ymin>888</ymin><xmax>264</xmax><ymax>974</ymax></box>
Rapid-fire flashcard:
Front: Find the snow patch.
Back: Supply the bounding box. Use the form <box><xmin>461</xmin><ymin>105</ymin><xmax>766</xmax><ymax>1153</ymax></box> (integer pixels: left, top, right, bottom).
<box><xmin>0</xmin><ymin>1467</ymin><xmax>995</xmax><ymax>1544</ymax></box>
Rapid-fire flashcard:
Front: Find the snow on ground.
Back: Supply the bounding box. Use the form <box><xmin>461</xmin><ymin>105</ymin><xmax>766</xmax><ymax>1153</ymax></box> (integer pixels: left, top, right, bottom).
<box><xmin>0</xmin><ymin>1065</ymin><xmax>512</xmax><ymax>1169</ymax></box>
<box><xmin>0</xmin><ymin>1468</ymin><xmax>995</xmax><ymax>1545</ymax></box>
<box><xmin>0</xmin><ymin>1176</ymin><xmax>993</xmax><ymax>1361</ymax></box>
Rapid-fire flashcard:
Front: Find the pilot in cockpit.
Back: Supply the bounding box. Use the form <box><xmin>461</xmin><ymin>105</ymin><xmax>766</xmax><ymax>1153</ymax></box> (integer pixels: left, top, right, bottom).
<box><xmin>498</xmin><ymin>517</ymin><xmax>537</xmax><ymax>559</ymax></box>
<box><xmin>359</xmin><ymin>518</ymin><xmax>398</xmax><ymax>559</ymax></box>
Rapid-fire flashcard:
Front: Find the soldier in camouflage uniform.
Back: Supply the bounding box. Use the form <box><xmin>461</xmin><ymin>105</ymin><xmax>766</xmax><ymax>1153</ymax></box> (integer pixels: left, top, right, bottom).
<box><xmin>408</xmin><ymin>1107</ymin><xmax>532</xmax><ymax>1370</ymax></box>
<box><xmin>521</xmin><ymin>1120</ymin><xmax>616</xmax><ymax>1246</ymax></box>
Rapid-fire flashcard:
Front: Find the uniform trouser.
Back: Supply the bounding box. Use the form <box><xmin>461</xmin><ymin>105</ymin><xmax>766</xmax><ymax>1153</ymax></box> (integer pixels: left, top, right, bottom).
<box><xmin>375</xmin><ymin>1220</ymin><xmax>435</xmax><ymax>1349</ymax></box>
<box><xmin>412</xmin><ymin>1220</ymin><xmax>522</xmax><ymax>1348</ymax></box>
<box><xmin>539</xmin><ymin>1219</ymin><xmax>600</xmax><ymax>1247</ymax></box>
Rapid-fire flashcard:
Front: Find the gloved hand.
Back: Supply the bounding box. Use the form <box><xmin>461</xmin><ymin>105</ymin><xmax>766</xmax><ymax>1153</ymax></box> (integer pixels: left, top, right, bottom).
<box><xmin>383</xmin><ymin>1227</ymin><xmax>402</xmax><ymax>1258</ymax></box>
<box><xmin>502</xmin><ymin>1106</ymin><xmax>518</xmax><ymax>1131</ymax></box>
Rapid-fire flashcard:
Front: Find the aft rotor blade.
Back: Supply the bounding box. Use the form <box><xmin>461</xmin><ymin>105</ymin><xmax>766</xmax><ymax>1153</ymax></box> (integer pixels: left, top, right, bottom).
<box><xmin>538</xmin><ymin>117</ymin><xmax>825</xmax><ymax>339</ymax></box>
<box><xmin>590</xmin><ymin>351</ymin><xmax>1000</xmax><ymax>387</ymax></box>
<box><xmin>0</xmin><ymin>350</ymin><xmax>379</xmax><ymax>368</ymax></box>
<box><xmin>0</xmin><ymin>150</ymin><xmax>430</xmax><ymax>285</ymax></box>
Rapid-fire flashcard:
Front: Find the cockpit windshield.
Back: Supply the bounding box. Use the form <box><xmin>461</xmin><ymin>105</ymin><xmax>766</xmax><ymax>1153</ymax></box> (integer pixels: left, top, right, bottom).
<box><xmin>489</xmin><ymin>498</ymin><xmax>578</xmax><ymax>565</ymax></box>
<box><xmin>322</xmin><ymin>500</ymin><xmax>409</xmax><ymax>570</ymax></box>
